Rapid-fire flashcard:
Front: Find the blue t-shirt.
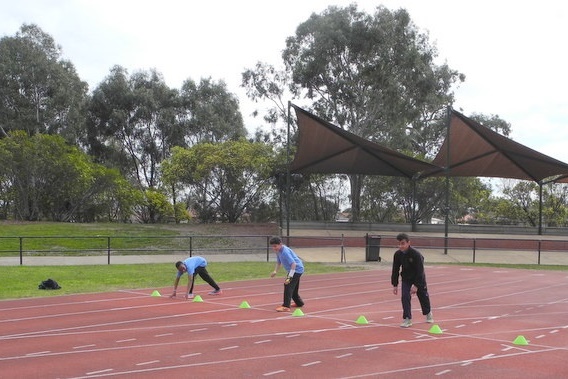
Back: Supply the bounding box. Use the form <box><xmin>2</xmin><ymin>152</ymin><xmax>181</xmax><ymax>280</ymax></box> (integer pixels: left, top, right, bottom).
<box><xmin>176</xmin><ymin>256</ymin><xmax>207</xmax><ymax>277</ymax></box>
<box><xmin>276</xmin><ymin>245</ymin><xmax>304</xmax><ymax>273</ymax></box>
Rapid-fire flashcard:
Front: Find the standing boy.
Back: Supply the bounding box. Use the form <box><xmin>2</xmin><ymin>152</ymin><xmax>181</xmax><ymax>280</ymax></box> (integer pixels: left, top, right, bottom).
<box><xmin>170</xmin><ymin>256</ymin><xmax>222</xmax><ymax>299</ymax></box>
<box><xmin>269</xmin><ymin>236</ymin><xmax>305</xmax><ymax>312</ymax></box>
<box><xmin>391</xmin><ymin>233</ymin><xmax>433</xmax><ymax>327</ymax></box>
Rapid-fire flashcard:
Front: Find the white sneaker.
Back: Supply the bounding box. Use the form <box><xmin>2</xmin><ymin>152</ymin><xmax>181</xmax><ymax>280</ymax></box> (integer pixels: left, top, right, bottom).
<box><xmin>400</xmin><ymin>318</ymin><xmax>412</xmax><ymax>328</ymax></box>
<box><xmin>187</xmin><ymin>293</ymin><xmax>194</xmax><ymax>299</ymax></box>
<box><xmin>426</xmin><ymin>312</ymin><xmax>434</xmax><ymax>323</ymax></box>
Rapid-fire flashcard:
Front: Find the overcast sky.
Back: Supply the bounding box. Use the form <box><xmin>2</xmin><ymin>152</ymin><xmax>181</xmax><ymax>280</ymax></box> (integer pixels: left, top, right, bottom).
<box><xmin>3</xmin><ymin>0</ymin><xmax>568</xmax><ymax>162</ymax></box>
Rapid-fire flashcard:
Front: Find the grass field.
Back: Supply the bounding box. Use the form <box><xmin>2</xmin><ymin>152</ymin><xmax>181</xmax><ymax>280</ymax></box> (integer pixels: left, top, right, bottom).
<box><xmin>1</xmin><ymin>261</ymin><xmax>360</xmax><ymax>300</ymax></box>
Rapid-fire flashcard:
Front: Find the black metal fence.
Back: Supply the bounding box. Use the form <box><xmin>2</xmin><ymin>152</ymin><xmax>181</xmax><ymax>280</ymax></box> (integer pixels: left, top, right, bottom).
<box><xmin>0</xmin><ymin>235</ymin><xmax>274</xmax><ymax>265</ymax></box>
<box><xmin>1</xmin><ymin>234</ymin><xmax>567</xmax><ymax>266</ymax></box>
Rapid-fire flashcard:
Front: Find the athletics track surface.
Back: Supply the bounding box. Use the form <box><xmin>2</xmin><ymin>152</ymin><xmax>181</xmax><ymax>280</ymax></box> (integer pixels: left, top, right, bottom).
<box><xmin>1</xmin><ymin>266</ymin><xmax>567</xmax><ymax>378</ymax></box>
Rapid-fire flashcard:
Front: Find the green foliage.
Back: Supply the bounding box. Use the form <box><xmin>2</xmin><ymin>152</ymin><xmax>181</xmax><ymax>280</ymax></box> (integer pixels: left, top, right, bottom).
<box><xmin>0</xmin><ymin>132</ymin><xmax>133</xmax><ymax>222</ymax></box>
<box><xmin>0</xmin><ymin>24</ymin><xmax>88</xmax><ymax>142</ymax></box>
<box><xmin>164</xmin><ymin>140</ymin><xmax>277</xmax><ymax>222</ymax></box>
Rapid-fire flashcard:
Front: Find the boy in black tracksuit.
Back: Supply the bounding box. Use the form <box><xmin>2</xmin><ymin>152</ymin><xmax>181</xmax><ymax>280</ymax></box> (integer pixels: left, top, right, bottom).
<box><xmin>391</xmin><ymin>233</ymin><xmax>433</xmax><ymax>328</ymax></box>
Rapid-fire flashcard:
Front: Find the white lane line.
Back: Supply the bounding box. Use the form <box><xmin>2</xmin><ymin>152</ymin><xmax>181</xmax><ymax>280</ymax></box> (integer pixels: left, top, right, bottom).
<box><xmin>219</xmin><ymin>345</ymin><xmax>239</xmax><ymax>351</ymax></box>
<box><xmin>26</xmin><ymin>351</ymin><xmax>50</xmax><ymax>356</ymax></box>
<box><xmin>435</xmin><ymin>369</ymin><xmax>452</xmax><ymax>375</ymax></box>
<box><xmin>190</xmin><ymin>328</ymin><xmax>208</xmax><ymax>332</ymax></box>
<box><xmin>116</xmin><ymin>338</ymin><xmax>136</xmax><ymax>343</ymax></box>
<box><xmin>302</xmin><ymin>361</ymin><xmax>321</xmax><ymax>367</ymax></box>
<box><xmin>73</xmin><ymin>344</ymin><xmax>96</xmax><ymax>349</ymax></box>
<box><xmin>86</xmin><ymin>368</ymin><xmax>113</xmax><ymax>375</ymax></box>
<box><xmin>180</xmin><ymin>352</ymin><xmax>201</xmax><ymax>358</ymax></box>
<box><xmin>255</xmin><ymin>339</ymin><xmax>271</xmax><ymax>344</ymax></box>
<box><xmin>154</xmin><ymin>333</ymin><xmax>173</xmax><ymax>337</ymax></box>
<box><xmin>136</xmin><ymin>360</ymin><xmax>160</xmax><ymax>366</ymax></box>
<box><xmin>286</xmin><ymin>334</ymin><xmax>301</xmax><ymax>338</ymax></box>
<box><xmin>264</xmin><ymin>370</ymin><xmax>286</xmax><ymax>376</ymax></box>
<box><xmin>336</xmin><ymin>353</ymin><xmax>353</xmax><ymax>358</ymax></box>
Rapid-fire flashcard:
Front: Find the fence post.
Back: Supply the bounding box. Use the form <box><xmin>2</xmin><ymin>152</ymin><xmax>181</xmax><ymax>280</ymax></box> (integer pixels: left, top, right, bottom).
<box><xmin>107</xmin><ymin>237</ymin><xmax>111</xmax><ymax>265</ymax></box>
<box><xmin>19</xmin><ymin>237</ymin><xmax>23</xmax><ymax>266</ymax></box>
<box><xmin>340</xmin><ymin>233</ymin><xmax>346</xmax><ymax>263</ymax></box>
<box><xmin>189</xmin><ymin>236</ymin><xmax>193</xmax><ymax>257</ymax></box>
<box><xmin>538</xmin><ymin>240</ymin><xmax>541</xmax><ymax>265</ymax></box>
<box><xmin>266</xmin><ymin>236</ymin><xmax>270</xmax><ymax>262</ymax></box>
<box><xmin>473</xmin><ymin>238</ymin><xmax>476</xmax><ymax>263</ymax></box>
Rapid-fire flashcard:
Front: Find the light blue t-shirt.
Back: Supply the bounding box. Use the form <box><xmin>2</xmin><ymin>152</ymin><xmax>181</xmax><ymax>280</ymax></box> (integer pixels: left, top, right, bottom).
<box><xmin>176</xmin><ymin>256</ymin><xmax>207</xmax><ymax>277</ymax></box>
<box><xmin>276</xmin><ymin>245</ymin><xmax>304</xmax><ymax>273</ymax></box>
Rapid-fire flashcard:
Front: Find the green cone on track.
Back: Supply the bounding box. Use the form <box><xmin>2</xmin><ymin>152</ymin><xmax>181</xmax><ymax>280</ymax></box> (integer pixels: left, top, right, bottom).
<box><xmin>355</xmin><ymin>315</ymin><xmax>369</xmax><ymax>324</ymax></box>
<box><xmin>429</xmin><ymin>324</ymin><xmax>443</xmax><ymax>334</ymax></box>
<box><xmin>513</xmin><ymin>335</ymin><xmax>528</xmax><ymax>345</ymax></box>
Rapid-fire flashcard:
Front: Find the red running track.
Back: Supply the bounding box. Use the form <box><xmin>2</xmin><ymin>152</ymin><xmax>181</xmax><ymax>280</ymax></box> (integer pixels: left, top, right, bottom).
<box><xmin>1</xmin><ymin>266</ymin><xmax>567</xmax><ymax>378</ymax></box>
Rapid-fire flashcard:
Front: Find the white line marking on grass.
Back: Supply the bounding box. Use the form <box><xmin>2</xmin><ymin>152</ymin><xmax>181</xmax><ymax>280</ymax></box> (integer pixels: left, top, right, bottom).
<box><xmin>136</xmin><ymin>360</ymin><xmax>160</xmax><ymax>366</ymax></box>
<box><xmin>264</xmin><ymin>370</ymin><xmax>285</xmax><ymax>376</ymax></box>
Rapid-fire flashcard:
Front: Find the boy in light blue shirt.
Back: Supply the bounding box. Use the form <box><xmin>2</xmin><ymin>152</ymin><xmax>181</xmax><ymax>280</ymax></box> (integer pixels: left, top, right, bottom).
<box><xmin>269</xmin><ymin>236</ymin><xmax>305</xmax><ymax>312</ymax></box>
<box><xmin>170</xmin><ymin>256</ymin><xmax>221</xmax><ymax>299</ymax></box>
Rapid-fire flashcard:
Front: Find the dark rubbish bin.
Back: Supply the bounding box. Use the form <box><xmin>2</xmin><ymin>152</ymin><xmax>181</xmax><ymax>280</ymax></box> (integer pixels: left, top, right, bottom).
<box><xmin>365</xmin><ymin>234</ymin><xmax>381</xmax><ymax>262</ymax></box>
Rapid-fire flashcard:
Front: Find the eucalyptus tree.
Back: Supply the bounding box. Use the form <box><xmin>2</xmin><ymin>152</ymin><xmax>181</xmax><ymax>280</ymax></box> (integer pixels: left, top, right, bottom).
<box><xmin>162</xmin><ymin>140</ymin><xmax>276</xmax><ymax>223</ymax></box>
<box><xmin>87</xmin><ymin>66</ymin><xmax>179</xmax><ymax>191</ymax></box>
<box><xmin>243</xmin><ymin>5</ymin><xmax>464</xmax><ymax>222</ymax></box>
<box><xmin>0</xmin><ymin>24</ymin><xmax>88</xmax><ymax>144</ymax></box>
<box><xmin>178</xmin><ymin>77</ymin><xmax>246</xmax><ymax>144</ymax></box>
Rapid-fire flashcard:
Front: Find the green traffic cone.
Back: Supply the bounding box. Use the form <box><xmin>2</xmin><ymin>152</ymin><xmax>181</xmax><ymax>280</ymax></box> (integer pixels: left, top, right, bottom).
<box><xmin>193</xmin><ymin>295</ymin><xmax>203</xmax><ymax>302</ymax></box>
<box><xmin>356</xmin><ymin>315</ymin><xmax>369</xmax><ymax>324</ymax></box>
<box><xmin>239</xmin><ymin>301</ymin><xmax>251</xmax><ymax>309</ymax></box>
<box><xmin>513</xmin><ymin>335</ymin><xmax>528</xmax><ymax>345</ymax></box>
<box><xmin>151</xmin><ymin>290</ymin><xmax>161</xmax><ymax>297</ymax></box>
<box><xmin>292</xmin><ymin>308</ymin><xmax>304</xmax><ymax>316</ymax></box>
<box><xmin>428</xmin><ymin>324</ymin><xmax>443</xmax><ymax>334</ymax></box>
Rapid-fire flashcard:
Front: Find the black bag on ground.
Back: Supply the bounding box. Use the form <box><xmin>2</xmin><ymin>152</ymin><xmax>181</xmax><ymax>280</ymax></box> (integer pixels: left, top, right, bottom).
<box><xmin>38</xmin><ymin>278</ymin><xmax>61</xmax><ymax>290</ymax></box>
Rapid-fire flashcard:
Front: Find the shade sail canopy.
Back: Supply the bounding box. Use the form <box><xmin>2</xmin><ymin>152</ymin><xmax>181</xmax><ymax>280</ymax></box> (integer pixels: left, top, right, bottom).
<box><xmin>289</xmin><ymin>104</ymin><xmax>440</xmax><ymax>177</ymax></box>
<box><xmin>424</xmin><ymin>109</ymin><xmax>568</xmax><ymax>182</ymax></box>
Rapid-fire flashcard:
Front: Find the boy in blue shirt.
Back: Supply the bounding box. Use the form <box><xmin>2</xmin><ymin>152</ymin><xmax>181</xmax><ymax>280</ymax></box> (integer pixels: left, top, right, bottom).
<box><xmin>170</xmin><ymin>256</ymin><xmax>222</xmax><ymax>299</ymax></box>
<box><xmin>269</xmin><ymin>236</ymin><xmax>305</xmax><ymax>312</ymax></box>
